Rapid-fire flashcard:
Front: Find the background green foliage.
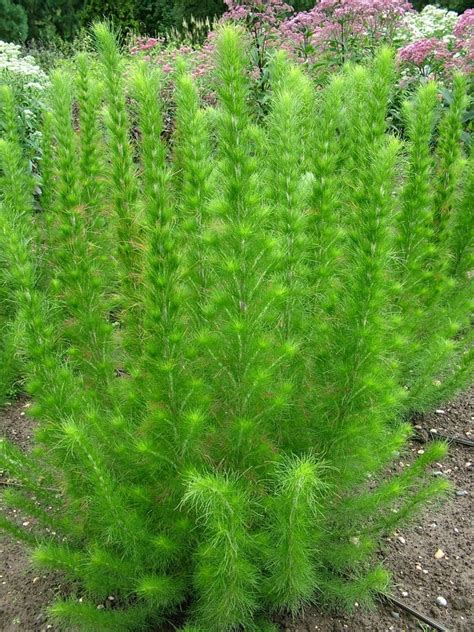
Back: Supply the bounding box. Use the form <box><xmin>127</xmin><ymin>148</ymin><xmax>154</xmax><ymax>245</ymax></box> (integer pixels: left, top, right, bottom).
<box><xmin>0</xmin><ymin>0</ymin><xmax>28</xmax><ymax>42</ymax></box>
<box><xmin>11</xmin><ymin>0</ymin><xmax>227</xmax><ymax>41</ymax></box>
<box><xmin>81</xmin><ymin>0</ymin><xmax>139</xmax><ymax>30</ymax></box>
<box><xmin>3</xmin><ymin>1</ymin><xmax>471</xmax><ymax>44</ymax></box>
<box><xmin>134</xmin><ymin>0</ymin><xmax>176</xmax><ymax>34</ymax></box>
<box><xmin>411</xmin><ymin>0</ymin><xmax>472</xmax><ymax>11</ymax></box>
<box><xmin>15</xmin><ymin>0</ymin><xmax>84</xmax><ymax>41</ymax></box>
<box><xmin>292</xmin><ymin>0</ymin><xmax>317</xmax><ymax>8</ymax></box>
<box><xmin>172</xmin><ymin>0</ymin><xmax>227</xmax><ymax>26</ymax></box>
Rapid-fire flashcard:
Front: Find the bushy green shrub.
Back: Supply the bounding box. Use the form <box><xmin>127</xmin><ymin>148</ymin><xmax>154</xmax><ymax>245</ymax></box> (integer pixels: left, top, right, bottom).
<box><xmin>0</xmin><ymin>23</ymin><xmax>472</xmax><ymax>631</ymax></box>
<box><xmin>18</xmin><ymin>0</ymin><xmax>84</xmax><ymax>42</ymax></box>
<box><xmin>0</xmin><ymin>0</ymin><xmax>28</xmax><ymax>43</ymax></box>
<box><xmin>173</xmin><ymin>0</ymin><xmax>227</xmax><ymax>25</ymax></box>
<box><xmin>81</xmin><ymin>0</ymin><xmax>140</xmax><ymax>32</ymax></box>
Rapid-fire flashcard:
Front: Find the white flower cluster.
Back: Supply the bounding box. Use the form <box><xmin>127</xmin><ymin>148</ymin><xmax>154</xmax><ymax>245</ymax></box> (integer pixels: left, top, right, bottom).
<box><xmin>0</xmin><ymin>40</ymin><xmax>47</xmax><ymax>84</ymax></box>
<box><xmin>399</xmin><ymin>5</ymin><xmax>458</xmax><ymax>45</ymax></box>
<box><xmin>0</xmin><ymin>41</ymin><xmax>49</xmax><ymax>158</ymax></box>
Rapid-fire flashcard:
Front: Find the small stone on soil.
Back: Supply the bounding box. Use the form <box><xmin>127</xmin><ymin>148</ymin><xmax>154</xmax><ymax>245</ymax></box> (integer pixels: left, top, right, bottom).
<box><xmin>436</xmin><ymin>596</ymin><xmax>448</xmax><ymax>607</ymax></box>
<box><xmin>434</xmin><ymin>548</ymin><xmax>445</xmax><ymax>559</ymax></box>
<box><xmin>452</xmin><ymin>596</ymin><xmax>469</xmax><ymax>610</ymax></box>
<box><xmin>455</xmin><ymin>490</ymin><xmax>468</xmax><ymax>496</ymax></box>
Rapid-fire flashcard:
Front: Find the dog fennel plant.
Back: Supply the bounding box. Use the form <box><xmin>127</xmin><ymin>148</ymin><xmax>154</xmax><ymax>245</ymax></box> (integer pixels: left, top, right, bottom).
<box><xmin>0</xmin><ymin>23</ymin><xmax>472</xmax><ymax>632</ymax></box>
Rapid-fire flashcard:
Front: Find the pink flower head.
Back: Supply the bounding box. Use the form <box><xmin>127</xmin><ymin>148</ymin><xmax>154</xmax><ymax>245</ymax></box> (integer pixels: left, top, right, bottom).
<box><xmin>130</xmin><ymin>36</ymin><xmax>163</xmax><ymax>55</ymax></box>
<box><xmin>398</xmin><ymin>37</ymin><xmax>450</xmax><ymax>66</ymax></box>
<box><xmin>454</xmin><ymin>8</ymin><xmax>474</xmax><ymax>39</ymax></box>
<box><xmin>453</xmin><ymin>9</ymin><xmax>474</xmax><ymax>74</ymax></box>
<box><xmin>280</xmin><ymin>0</ymin><xmax>412</xmax><ymax>66</ymax></box>
<box><xmin>223</xmin><ymin>0</ymin><xmax>294</xmax><ymax>28</ymax></box>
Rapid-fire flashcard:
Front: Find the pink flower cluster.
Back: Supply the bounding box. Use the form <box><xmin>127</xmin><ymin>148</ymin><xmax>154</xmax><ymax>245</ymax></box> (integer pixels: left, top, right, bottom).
<box><xmin>454</xmin><ymin>7</ymin><xmax>474</xmax><ymax>39</ymax></box>
<box><xmin>130</xmin><ymin>35</ymin><xmax>217</xmax><ymax>80</ymax></box>
<box><xmin>222</xmin><ymin>0</ymin><xmax>294</xmax><ymax>72</ymax></box>
<box><xmin>130</xmin><ymin>37</ymin><xmax>163</xmax><ymax>55</ymax></box>
<box><xmin>316</xmin><ymin>0</ymin><xmax>412</xmax><ymax>22</ymax></box>
<box><xmin>129</xmin><ymin>1</ymin><xmax>474</xmax><ymax>89</ymax></box>
<box><xmin>223</xmin><ymin>0</ymin><xmax>294</xmax><ymax>28</ymax></box>
<box><xmin>398</xmin><ymin>37</ymin><xmax>450</xmax><ymax>65</ymax></box>
<box><xmin>223</xmin><ymin>0</ymin><xmax>414</xmax><ymax>67</ymax></box>
<box><xmin>398</xmin><ymin>9</ymin><xmax>474</xmax><ymax>77</ymax></box>
<box><xmin>453</xmin><ymin>8</ymin><xmax>474</xmax><ymax>72</ymax></box>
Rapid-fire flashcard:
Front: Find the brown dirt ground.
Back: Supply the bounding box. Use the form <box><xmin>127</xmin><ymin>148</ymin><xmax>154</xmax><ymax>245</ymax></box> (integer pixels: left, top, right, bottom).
<box><xmin>1</xmin><ymin>389</ymin><xmax>472</xmax><ymax>632</ymax></box>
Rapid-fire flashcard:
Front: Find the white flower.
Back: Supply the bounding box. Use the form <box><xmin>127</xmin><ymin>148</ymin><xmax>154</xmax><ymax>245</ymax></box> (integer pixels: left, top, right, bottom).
<box><xmin>0</xmin><ymin>40</ymin><xmax>47</xmax><ymax>81</ymax></box>
<box><xmin>25</xmin><ymin>81</ymin><xmax>45</xmax><ymax>91</ymax></box>
<box><xmin>397</xmin><ymin>5</ymin><xmax>458</xmax><ymax>46</ymax></box>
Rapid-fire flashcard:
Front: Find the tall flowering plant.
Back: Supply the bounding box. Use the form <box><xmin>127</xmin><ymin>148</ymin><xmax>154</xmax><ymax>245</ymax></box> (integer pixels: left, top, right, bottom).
<box><xmin>130</xmin><ymin>0</ymin><xmax>294</xmax><ymax>83</ymax></box>
<box><xmin>224</xmin><ymin>0</ymin><xmax>294</xmax><ymax>24</ymax></box>
<box><xmin>222</xmin><ymin>0</ymin><xmax>294</xmax><ymax>80</ymax></box>
<box><xmin>398</xmin><ymin>4</ymin><xmax>459</xmax><ymax>43</ymax></box>
<box><xmin>398</xmin><ymin>37</ymin><xmax>451</xmax><ymax>79</ymax></box>
<box><xmin>130</xmin><ymin>35</ymin><xmax>218</xmax><ymax>86</ymax></box>
<box><xmin>452</xmin><ymin>9</ymin><xmax>474</xmax><ymax>75</ymax></box>
<box><xmin>398</xmin><ymin>8</ymin><xmax>474</xmax><ymax>81</ymax></box>
<box><xmin>0</xmin><ymin>41</ymin><xmax>48</xmax><ymax>160</ymax></box>
<box><xmin>128</xmin><ymin>1</ymin><xmax>474</xmax><ymax>112</ymax></box>
<box><xmin>281</xmin><ymin>0</ymin><xmax>413</xmax><ymax>67</ymax></box>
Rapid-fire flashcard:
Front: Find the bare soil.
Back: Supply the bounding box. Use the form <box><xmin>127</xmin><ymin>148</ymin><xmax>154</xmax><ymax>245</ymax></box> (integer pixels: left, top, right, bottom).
<box><xmin>1</xmin><ymin>390</ymin><xmax>472</xmax><ymax>632</ymax></box>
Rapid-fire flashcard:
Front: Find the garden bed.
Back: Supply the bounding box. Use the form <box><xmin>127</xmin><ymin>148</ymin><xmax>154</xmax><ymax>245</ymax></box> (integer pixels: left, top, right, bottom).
<box><xmin>1</xmin><ymin>389</ymin><xmax>472</xmax><ymax>632</ymax></box>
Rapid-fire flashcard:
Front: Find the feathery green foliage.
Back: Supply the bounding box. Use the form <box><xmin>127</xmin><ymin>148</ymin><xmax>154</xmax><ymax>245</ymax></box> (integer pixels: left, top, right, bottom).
<box><xmin>0</xmin><ymin>83</ymin><xmax>35</xmax><ymax>403</ymax></box>
<box><xmin>0</xmin><ymin>23</ymin><xmax>472</xmax><ymax>631</ymax></box>
<box><xmin>396</xmin><ymin>74</ymin><xmax>473</xmax><ymax>411</ymax></box>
